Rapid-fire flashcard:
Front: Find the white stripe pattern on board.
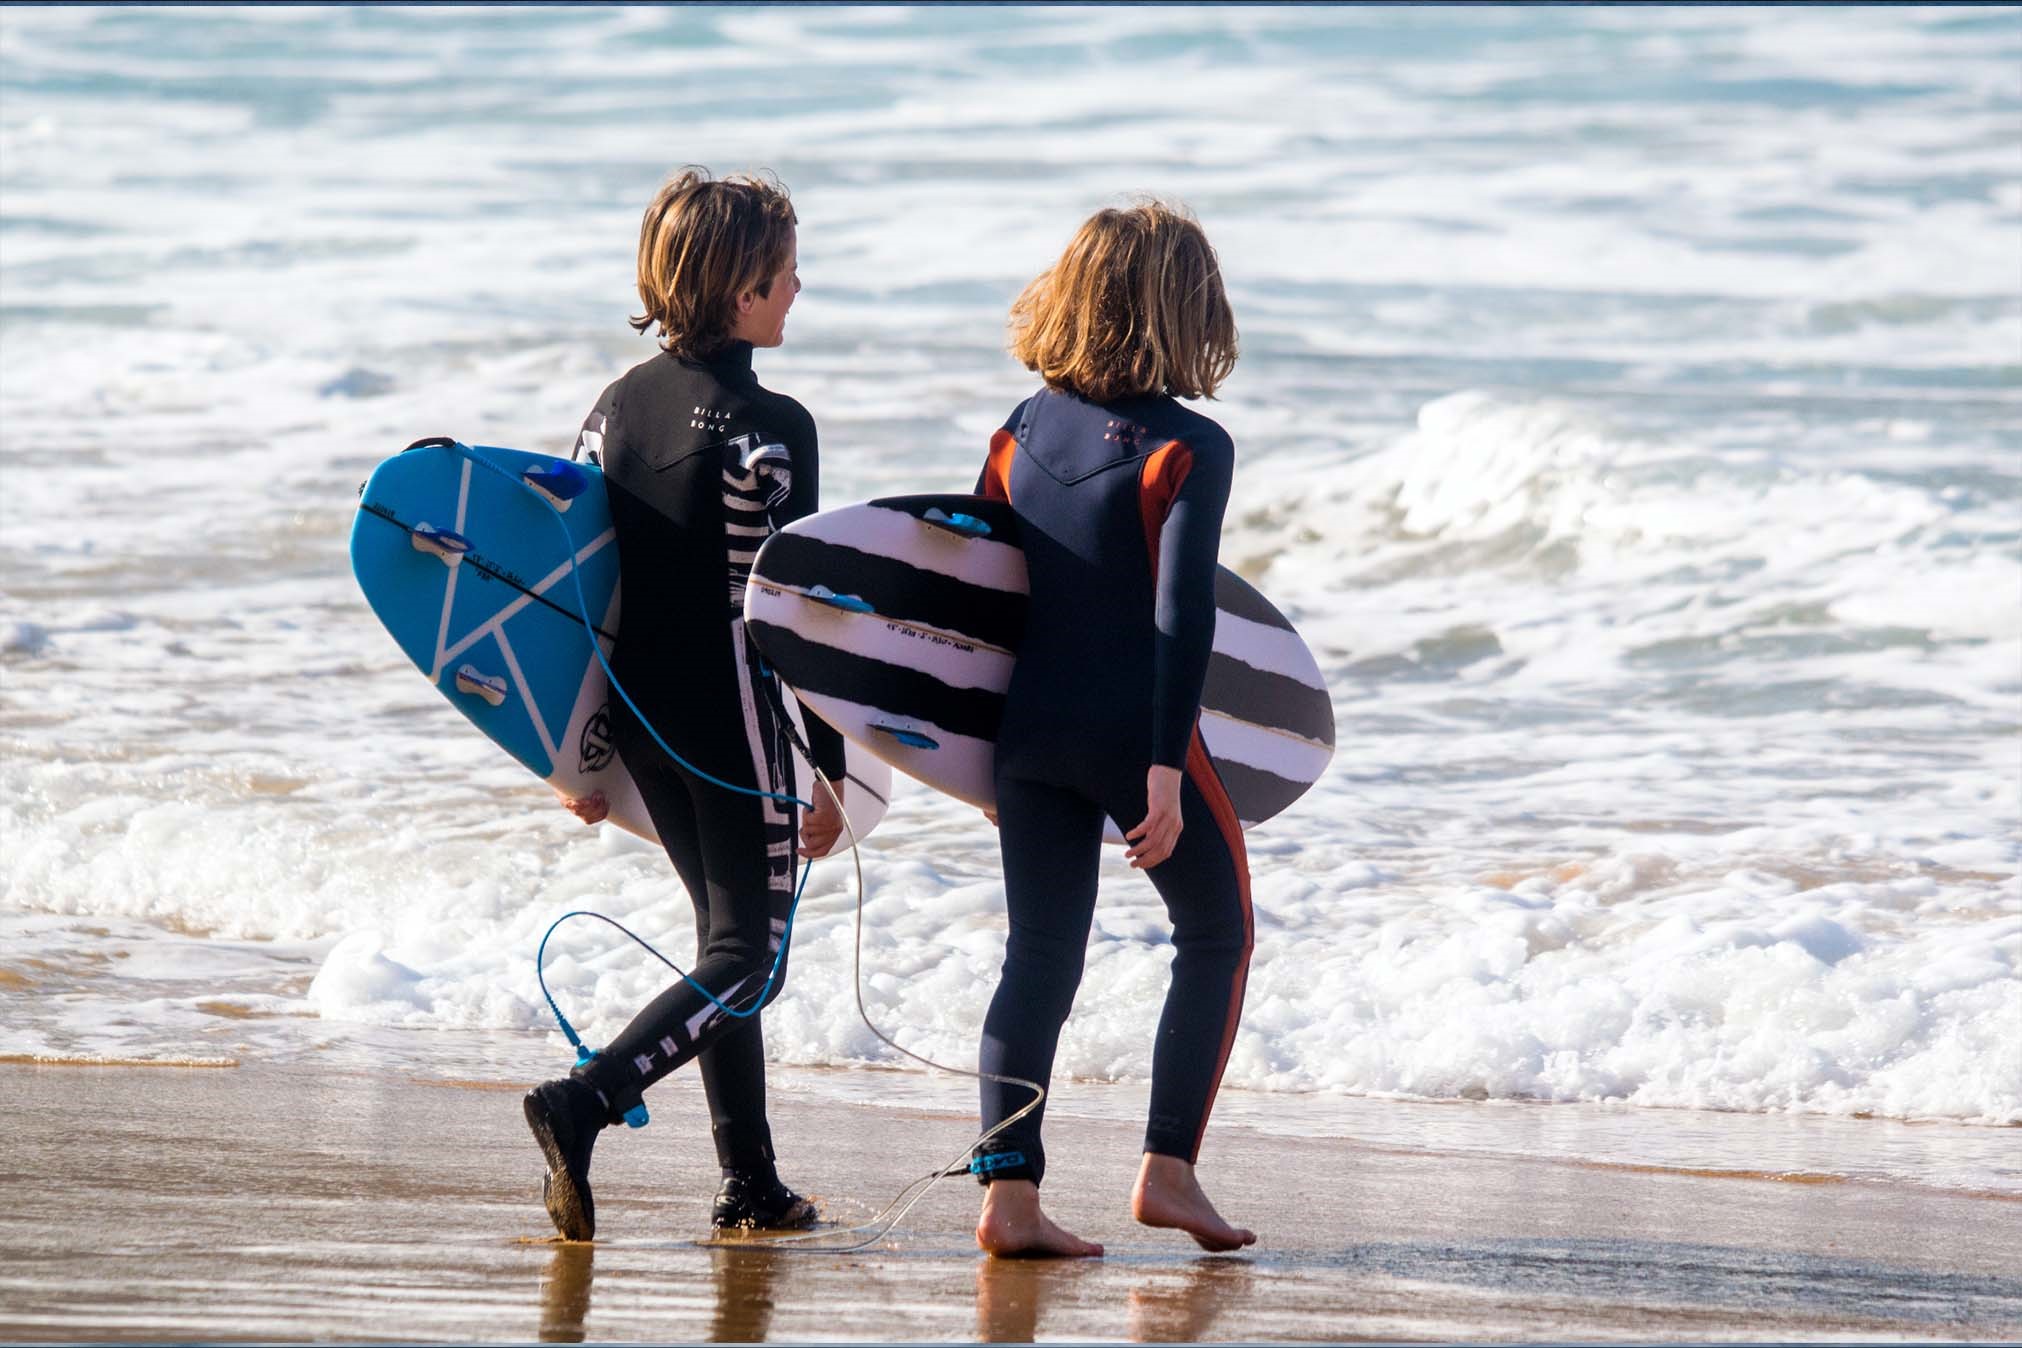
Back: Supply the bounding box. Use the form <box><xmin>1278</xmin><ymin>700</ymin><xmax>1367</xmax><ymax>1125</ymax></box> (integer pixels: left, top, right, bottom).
<box><xmin>1197</xmin><ymin>709</ymin><xmax>1334</xmax><ymax>780</ymax></box>
<box><xmin>790</xmin><ymin>689</ymin><xmax>999</xmax><ymax>806</ymax></box>
<box><xmin>757</xmin><ymin>588</ymin><xmax>1018</xmax><ymax>684</ymax></box>
<box><xmin>1211</xmin><ymin>608</ymin><xmax>1328</xmax><ymax>692</ymax></box>
<box><xmin>786</xmin><ymin>506</ymin><xmax>1028</xmax><ymax>593</ymax></box>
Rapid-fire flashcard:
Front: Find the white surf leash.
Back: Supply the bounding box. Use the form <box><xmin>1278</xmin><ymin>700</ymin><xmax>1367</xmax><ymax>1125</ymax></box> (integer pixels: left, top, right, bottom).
<box><xmin>725</xmin><ymin>698</ymin><xmax>1046</xmax><ymax>1253</ymax></box>
<box><xmin>420</xmin><ymin>439</ymin><xmax>1046</xmax><ymax>1252</ymax></box>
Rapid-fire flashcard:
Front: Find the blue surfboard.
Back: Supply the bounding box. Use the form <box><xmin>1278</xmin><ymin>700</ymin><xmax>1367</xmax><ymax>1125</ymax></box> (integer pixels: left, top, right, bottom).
<box><xmin>350</xmin><ymin>437</ymin><xmax>890</xmax><ymax>845</ymax></box>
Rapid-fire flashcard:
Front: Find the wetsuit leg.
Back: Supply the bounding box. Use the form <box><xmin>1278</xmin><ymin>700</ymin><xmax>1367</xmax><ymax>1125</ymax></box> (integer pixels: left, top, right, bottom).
<box><xmin>617</xmin><ymin>731</ymin><xmax>780</xmax><ymax>1173</ymax></box>
<box><xmin>1102</xmin><ymin>744</ymin><xmax>1253</xmax><ymax>1164</ymax></box>
<box><xmin>975</xmin><ymin>774</ymin><xmax>1106</xmax><ymax>1186</ymax></box>
<box><xmin>693</xmin><ymin>962</ymin><xmax>779</xmax><ymax>1171</ymax></box>
<box><xmin>577</xmin><ymin>631</ymin><xmax>800</xmax><ymax>1122</ymax></box>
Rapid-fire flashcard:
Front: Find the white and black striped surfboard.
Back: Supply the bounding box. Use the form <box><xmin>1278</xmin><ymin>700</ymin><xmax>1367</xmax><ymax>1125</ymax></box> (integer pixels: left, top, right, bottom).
<box><xmin>743</xmin><ymin>494</ymin><xmax>1334</xmax><ymax>834</ymax></box>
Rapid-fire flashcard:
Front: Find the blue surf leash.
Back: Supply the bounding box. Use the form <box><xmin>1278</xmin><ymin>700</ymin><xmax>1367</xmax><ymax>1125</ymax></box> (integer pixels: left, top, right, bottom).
<box><xmin>399</xmin><ymin>437</ymin><xmax>828</xmax><ymax>1129</ymax></box>
<box><xmin>395</xmin><ymin>437</ymin><xmax>1048</xmax><ymax>1248</ymax></box>
<box><xmin>532</xmin><ymin>856</ymin><xmax>816</xmax><ymax>1129</ymax></box>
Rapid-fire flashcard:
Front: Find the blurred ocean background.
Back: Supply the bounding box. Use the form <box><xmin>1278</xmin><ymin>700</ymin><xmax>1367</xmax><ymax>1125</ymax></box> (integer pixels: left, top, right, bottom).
<box><xmin>2</xmin><ymin>6</ymin><xmax>2017</xmax><ymax>1182</ymax></box>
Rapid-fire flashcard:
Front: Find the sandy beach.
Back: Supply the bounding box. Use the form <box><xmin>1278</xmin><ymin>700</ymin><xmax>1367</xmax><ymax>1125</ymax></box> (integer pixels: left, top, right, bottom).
<box><xmin>0</xmin><ymin>1061</ymin><xmax>2015</xmax><ymax>1343</ymax></box>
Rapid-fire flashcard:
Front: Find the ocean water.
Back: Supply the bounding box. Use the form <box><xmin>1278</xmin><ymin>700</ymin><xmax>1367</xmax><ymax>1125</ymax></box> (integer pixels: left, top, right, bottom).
<box><xmin>2</xmin><ymin>4</ymin><xmax>2017</xmax><ymax>1166</ymax></box>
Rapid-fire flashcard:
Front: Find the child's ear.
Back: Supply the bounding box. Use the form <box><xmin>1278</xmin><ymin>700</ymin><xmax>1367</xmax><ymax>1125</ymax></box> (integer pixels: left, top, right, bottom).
<box><xmin>735</xmin><ymin>288</ymin><xmax>758</xmax><ymax>315</ymax></box>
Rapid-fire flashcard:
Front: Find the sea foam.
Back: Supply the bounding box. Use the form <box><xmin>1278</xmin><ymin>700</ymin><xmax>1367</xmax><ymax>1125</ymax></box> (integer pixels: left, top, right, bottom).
<box><xmin>2</xmin><ymin>3</ymin><xmax>2015</xmax><ymax>1131</ymax></box>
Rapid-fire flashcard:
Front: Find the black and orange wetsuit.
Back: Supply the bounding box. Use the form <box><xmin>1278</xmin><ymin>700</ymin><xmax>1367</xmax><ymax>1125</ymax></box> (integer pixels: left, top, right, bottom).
<box><xmin>971</xmin><ymin>386</ymin><xmax>1251</xmax><ymax>1184</ymax></box>
<box><xmin>567</xmin><ymin>340</ymin><xmax>845</xmax><ymax>1176</ymax></box>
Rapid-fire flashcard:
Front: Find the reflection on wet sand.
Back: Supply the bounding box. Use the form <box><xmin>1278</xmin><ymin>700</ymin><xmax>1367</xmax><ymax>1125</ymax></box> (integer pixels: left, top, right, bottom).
<box><xmin>709</xmin><ymin>1245</ymin><xmax>785</xmax><ymax>1343</ymax></box>
<box><xmin>974</xmin><ymin>1253</ymin><xmax>1256</xmax><ymax>1343</ymax></box>
<box><xmin>1127</xmin><ymin>1258</ymin><xmax>1254</xmax><ymax>1343</ymax></box>
<box><xmin>538</xmin><ymin>1240</ymin><xmax>785</xmax><ymax>1343</ymax></box>
<box><xmin>973</xmin><ymin>1256</ymin><xmax>1103</xmax><ymax>1343</ymax></box>
<box><xmin>538</xmin><ymin>1244</ymin><xmax>593</xmax><ymax>1343</ymax></box>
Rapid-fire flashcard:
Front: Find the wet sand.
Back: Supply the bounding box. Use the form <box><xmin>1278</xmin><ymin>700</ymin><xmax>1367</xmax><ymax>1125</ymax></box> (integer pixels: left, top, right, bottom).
<box><xmin>0</xmin><ymin>1062</ymin><xmax>2016</xmax><ymax>1343</ymax></box>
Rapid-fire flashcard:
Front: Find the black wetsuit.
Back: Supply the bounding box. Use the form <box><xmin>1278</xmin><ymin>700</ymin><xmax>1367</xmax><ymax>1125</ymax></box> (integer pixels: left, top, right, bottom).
<box><xmin>972</xmin><ymin>386</ymin><xmax>1252</xmax><ymax>1185</ymax></box>
<box><xmin>566</xmin><ymin>341</ymin><xmax>845</xmax><ymax>1174</ymax></box>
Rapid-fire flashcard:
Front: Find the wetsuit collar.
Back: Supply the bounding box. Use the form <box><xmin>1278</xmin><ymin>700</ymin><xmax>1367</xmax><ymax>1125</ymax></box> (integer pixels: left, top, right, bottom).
<box><xmin>673</xmin><ymin>340</ymin><xmax>757</xmax><ymax>383</ymax></box>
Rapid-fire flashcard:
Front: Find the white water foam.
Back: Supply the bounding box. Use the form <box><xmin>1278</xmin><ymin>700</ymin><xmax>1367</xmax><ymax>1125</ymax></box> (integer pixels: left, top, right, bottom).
<box><xmin>2</xmin><ymin>6</ymin><xmax>2016</xmax><ymax>1140</ymax></box>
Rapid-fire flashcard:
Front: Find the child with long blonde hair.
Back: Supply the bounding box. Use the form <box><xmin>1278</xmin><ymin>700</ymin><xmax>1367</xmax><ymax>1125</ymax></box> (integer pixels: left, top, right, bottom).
<box><xmin>970</xmin><ymin>202</ymin><xmax>1254</xmax><ymax>1257</ymax></box>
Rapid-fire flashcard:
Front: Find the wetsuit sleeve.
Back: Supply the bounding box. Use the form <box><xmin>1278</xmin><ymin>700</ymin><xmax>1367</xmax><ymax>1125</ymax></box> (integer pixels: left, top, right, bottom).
<box><xmin>1148</xmin><ymin>440</ymin><xmax>1233</xmax><ymax>769</ymax></box>
<box><xmin>570</xmin><ymin>380</ymin><xmax>621</xmax><ymax>465</ymax></box>
<box><xmin>774</xmin><ymin>404</ymin><xmax>850</xmax><ymax>786</ymax></box>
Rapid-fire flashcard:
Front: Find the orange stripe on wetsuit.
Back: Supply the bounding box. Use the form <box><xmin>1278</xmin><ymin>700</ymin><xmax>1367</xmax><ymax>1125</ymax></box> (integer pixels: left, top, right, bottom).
<box><xmin>980</xmin><ymin>428</ymin><xmax>1017</xmax><ymax>503</ymax></box>
<box><xmin>1138</xmin><ymin>439</ymin><xmax>1255</xmax><ymax>1163</ymax></box>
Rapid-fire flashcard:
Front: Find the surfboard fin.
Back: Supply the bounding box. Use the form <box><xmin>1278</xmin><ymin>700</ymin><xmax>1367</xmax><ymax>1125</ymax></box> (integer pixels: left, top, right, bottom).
<box><xmin>806</xmin><ymin>585</ymin><xmax>875</xmax><ymax>614</ymax></box>
<box><xmin>409</xmin><ymin>521</ymin><xmax>473</xmax><ymax>565</ymax></box>
<box><xmin>921</xmin><ymin>507</ymin><xmax>991</xmax><ymax>539</ymax></box>
<box><xmin>523</xmin><ymin>460</ymin><xmax>590</xmax><ymax>511</ymax></box>
<box><xmin>870</xmin><ymin>720</ymin><xmax>939</xmax><ymax>751</ymax></box>
<box><xmin>453</xmin><ymin>664</ymin><xmax>509</xmax><ymax>707</ymax></box>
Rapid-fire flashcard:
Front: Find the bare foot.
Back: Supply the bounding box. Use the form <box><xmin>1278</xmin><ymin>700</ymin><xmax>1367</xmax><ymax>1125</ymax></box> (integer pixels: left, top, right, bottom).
<box><xmin>1131</xmin><ymin>1154</ymin><xmax>1256</xmax><ymax>1252</ymax></box>
<box><xmin>975</xmin><ymin>1180</ymin><xmax>1104</xmax><ymax>1258</ymax></box>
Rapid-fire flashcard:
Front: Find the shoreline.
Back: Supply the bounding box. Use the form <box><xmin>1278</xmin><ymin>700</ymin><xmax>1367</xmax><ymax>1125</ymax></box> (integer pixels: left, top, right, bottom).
<box><xmin>2</xmin><ymin>1061</ymin><xmax>2018</xmax><ymax>1342</ymax></box>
